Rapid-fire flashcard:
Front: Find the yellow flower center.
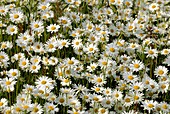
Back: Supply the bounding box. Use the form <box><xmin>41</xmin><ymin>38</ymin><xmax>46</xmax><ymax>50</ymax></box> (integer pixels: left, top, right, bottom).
<box><xmin>158</xmin><ymin>70</ymin><xmax>164</xmax><ymax>75</ymax></box>
<box><xmin>0</xmin><ymin>9</ymin><xmax>5</xmax><ymax>13</ymax></box>
<box><xmin>10</xmin><ymin>28</ymin><xmax>15</xmax><ymax>32</ymax></box>
<box><xmin>148</xmin><ymin>50</ymin><xmax>154</xmax><ymax>55</ymax></box>
<box><xmin>61</xmin><ymin>20</ymin><xmax>67</xmax><ymax>24</ymax></box>
<box><xmin>59</xmin><ymin>98</ymin><xmax>65</xmax><ymax>103</ymax></box>
<box><xmin>48</xmin><ymin>106</ymin><xmax>54</xmax><ymax>110</ymax></box>
<box><xmin>125</xmin><ymin>98</ymin><xmax>130</xmax><ymax>102</ymax></box>
<box><xmin>12</xmin><ymin>72</ymin><xmax>17</xmax><ymax>76</ymax></box>
<box><xmin>23</xmin><ymin>105</ymin><xmax>29</xmax><ymax>109</ymax></box>
<box><xmin>48</xmin><ymin>44</ymin><xmax>54</xmax><ymax>49</ymax></box>
<box><xmin>148</xmin><ymin>104</ymin><xmax>154</xmax><ymax>108</ymax></box>
<box><xmin>128</xmin><ymin>75</ymin><xmax>134</xmax><ymax>80</ymax></box>
<box><xmin>6</xmin><ymin>81</ymin><xmax>11</xmax><ymax>85</ymax></box>
<box><xmin>68</xmin><ymin>60</ymin><xmax>74</xmax><ymax>65</ymax></box>
<box><xmin>0</xmin><ymin>102</ymin><xmax>3</xmax><ymax>106</ymax></box>
<box><xmin>41</xmin><ymin>5</ymin><xmax>46</xmax><ymax>10</ymax></box>
<box><xmin>96</xmin><ymin>78</ymin><xmax>102</xmax><ymax>83</ymax></box>
<box><xmin>34</xmin><ymin>24</ymin><xmax>39</xmax><ymax>28</ymax></box>
<box><xmin>106</xmin><ymin>100</ymin><xmax>111</xmax><ymax>104</ymax></box>
<box><xmin>41</xmin><ymin>80</ymin><xmax>47</xmax><ymax>85</ymax></box>
<box><xmin>133</xmin><ymin>85</ymin><xmax>140</xmax><ymax>90</ymax></box>
<box><xmin>88</xmin><ymin>25</ymin><xmax>92</xmax><ymax>30</ymax></box>
<box><xmin>62</xmin><ymin>42</ymin><xmax>66</xmax><ymax>46</ymax></box>
<box><xmin>134</xmin><ymin>96</ymin><xmax>139</xmax><ymax>100</ymax></box>
<box><xmin>100</xmin><ymin>109</ymin><xmax>106</xmax><ymax>113</ymax></box>
<box><xmin>89</xmin><ymin>47</ymin><xmax>94</xmax><ymax>51</ymax></box>
<box><xmin>73</xmin><ymin>112</ymin><xmax>79</xmax><ymax>114</ymax></box>
<box><xmin>1</xmin><ymin>44</ymin><xmax>7</xmax><ymax>48</ymax></box>
<box><xmin>32</xmin><ymin>66</ymin><xmax>36</xmax><ymax>70</ymax></box>
<box><xmin>102</xmin><ymin>61</ymin><xmax>107</xmax><ymax>65</ymax></box>
<box><xmin>21</xmin><ymin>61</ymin><xmax>26</xmax><ymax>66</ymax></box>
<box><xmin>33</xmin><ymin>107</ymin><xmax>39</xmax><ymax>112</ymax></box>
<box><xmin>51</xmin><ymin>26</ymin><xmax>56</xmax><ymax>30</ymax></box>
<box><xmin>95</xmin><ymin>87</ymin><xmax>100</xmax><ymax>91</ymax></box>
<box><xmin>110</xmin><ymin>0</ymin><xmax>115</xmax><ymax>3</ymax></box>
<box><xmin>84</xmin><ymin>95</ymin><xmax>89</xmax><ymax>99</ymax></box>
<box><xmin>115</xmin><ymin>93</ymin><xmax>119</xmax><ymax>98</ymax></box>
<box><xmin>134</xmin><ymin>64</ymin><xmax>140</xmax><ymax>68</ymax></box>
<box><xmin>64</xmin><ymin>79</ymin><xmax>70</xmax><ymax>83</ymax></box>
<box><xmin>75</xmin><ymin>42</ymin><xmax>79</xmax><ymax>45</ymax></box>
<box><xmin>14</xmin><ymin>14</ymin><xmax>19</xmax><ymax>19</ymax></box>
<box><xmin>15</xmin><ymin>107</ymin><xmax>21</xmax><ymax>112</ymax></box>
<box><xmin>161</xmin><ymin>84</ymin><xmax>166</xmax><ymax>89</ymax></box>
<box><xmin>125</xmin><ymin>1</ymin><xmax>130</xmax><ymax>6</ymax></box>
<box><xmin>152</xmin><ymin>5</ymin><xmax>156</xmax><ymax>9</ymax></box>
<box><xmin>93</xmin><ymin>97</ymin><xmax>99</xmax><ymax>101</ymax></box>
<box><xmin>109</xmin><ymin>48</ymin><xmax>115</xmax><ymax>52</ymax></box>
<box><xmin>162</xmin><ymin>104</ymin><xmax>168</xmax><ymax>109</ymax></box>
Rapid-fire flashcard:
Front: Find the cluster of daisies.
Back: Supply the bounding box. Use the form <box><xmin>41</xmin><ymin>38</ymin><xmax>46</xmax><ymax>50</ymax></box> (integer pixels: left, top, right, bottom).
<box><xmin>0</xmin><ymin>0</ymin><xmax>170</xmax><ymax>113</ymax></box>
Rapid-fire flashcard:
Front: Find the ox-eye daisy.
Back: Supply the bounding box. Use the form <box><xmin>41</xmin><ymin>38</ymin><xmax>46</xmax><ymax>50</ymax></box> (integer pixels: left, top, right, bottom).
<box><xmin>130</xmin><ymin>60</ymin><xmax>144</xmax><ymax>72</ymax></box>
<box><xmin>154</xmin><ymin>66</ymin><xmax>168</xmax><ymax>77</ymax></box>
<box><xmin>46</xmin><ymin>24</ymin><xmax>60</xmax><ymax>33</ymax></box>
<box><xmin>6</xmin><ymin>25</ymin><xmax>18</xmax><ymax>35</ymax></box>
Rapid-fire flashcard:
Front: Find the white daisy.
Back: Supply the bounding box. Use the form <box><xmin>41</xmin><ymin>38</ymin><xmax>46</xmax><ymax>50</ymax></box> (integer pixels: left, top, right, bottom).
<box><xmin>6</xmin><ymin>25</ymin><xmax>18</xmax><ymax>35</ymax></box>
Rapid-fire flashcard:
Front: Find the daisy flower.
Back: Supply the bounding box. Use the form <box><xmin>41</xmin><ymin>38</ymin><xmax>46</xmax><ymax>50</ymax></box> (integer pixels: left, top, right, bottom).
<box><xmin>56</xmin><ymin>94</ymin><xmax>67</xmax><ymax>106</ymax></box>
<box><xmin>7</xmin><ymin>69</ymin><xmax>20</xmax><ymax>79</ymax></box>
<box><xmin>30</xmin><ymin>20</ymin><xmax>44</xmax><ymax>32</ymax></box>
<box><xmin>0</xmin><ymin>6</ymin><xmax>8</xmax><ymax>16</ymax></box>
<box><xmin>45</xmin><ymin>40</ymin><xmax>57</xmax><ymax>52</ymax></box>
<box><xmin>130</xmin><ymin>82</ymin><xmax>144</xmax><ymax>92</ymax></box>
<box><xmin>58</xmin><ymin>16</ymin><xmax>71</xmax><ymax>27</ymax></box>
<box><xmin>29</xmin><ymin>63</ymin><xmax>41</xmax><ymax>73</ymax></box>
<box><xmin>0</xmin><ymin>98</ymin><xmax>8</xmax><ymax>109</ymax></box>
<box><xmin>61</xmin><ymin>78</ymin><xmax>72</xmax><ymax>86</ymax></box>
<box><xmin>65</xmin><ymin>0</ymin><xmax>75</xmax><ymax>4</ymax></box>
<box><xmin>149</xmin><ymin>3</ymin><xmax>159</xmax><ymax>12</ymax></box>
<box><xmin>64</xmin><ymin>57</ymin><xmax>79</xmax><ymax>68</ymax></box>
<box><xmin>161</xmin><ymin>49</ymin><xmax>170</xmax><ymax>55</ymax></box>
<box><xmin>122</xmin><ymin>95</ymin><xmax>133</xmax><ymax>107</ymax></box>
<box><xmin>83</xmin><ymin>43</ymin><xmax>98</xmax><ymax>54</ymax></box>
<box><xmin>160</xmin><ymin>102</ymin><xmax>170</xmax><ymax>113</ymax></box>
<box><xmin>9</xmin><ymin>10</ymin><xmax>24</xmax><ymax>23</ymax></box>
<box><xmin>0</xmin><ymin>41</ymin><xmax>13</xmax><ymax>50</ymax></box>
<box><xmin>71</xmin><ymin>38</ymin><xmax>83</xmax><ymax>49</ymax></box>
<box><xmin>6</xmin><ymin>25</ymin><xmax>18</xmax><ymax>35</ymax></box>
<box><xmin>87</xmin><ymin>62</ymin><xmax>98</xmax><ymax>72</ymax></box>
<box><xmin>30</xmin><ymin>56</ymin><xmax>41</xmax><ymax>65</ymax></box>
<box><xmin>35</xmin><ymin>76</ymin><xmax>55</xmax><ymax>89</ymax></box>
<box><xmin>158</xmin><ymin>82</ymin><xmax>169</xmax><ymax>93</ymax></box>
<box><xmin>92</xmin><ymin>75</ymin><xmax>106</xmax><ymax>86</ymax></box>
<box><xmin>144</xmin><ymin>48</ymin><xmax>158</xmax><ymax>59</ymax></box>
<box><xmin>130</xmin><ymin>92</ymin><xmax>144</xmax><ymax>104</ymax></box>
<box><xmin>123</xmin><ymin>72</ymin><xmax>138</xmax><ymax>82</ymax></box>
<box><xmin>30</xmin><ymin>103</ymin><xmax>43</xmax><ymax>114</ymax></box>
<box><xmin>112</xmin><ymin>90</ymin><xmax>123</xmax><ymax>101</ymax></box>
<box><xmin>44</xmin><ymin>102</ymin><xmax>59</xmax><ymax>114</ymax></box>
<box><xmin>92</xmin><ymin>86</ymin><xmax>103</xmax><ymax>94</ymax></box>
<box><xmin>142</xmin><ymin>100</ymin><xmax>157</xmax><ymax>113</ymax></box>
<box><xmin>98</xmin><ymin>108</ymin><xmax>109</xmax><ymax>114</ymax></box>
<box><xmin>0</xmin><ymin>77</ymin><xmax>17</xmax><ymax>92</ymax></box>
<box><xmin>57</xmin><ymin>39</ymin><xmax>70</xmax><ymax>49</ymax></box>
<box><xmin>130</xmin><ymin>60</ymin><xmax>144</xmax><ymax>72</ymax></box>
<box><xmin>101</xmin><ymin>97</ymin><xmax>113</xmax><ymax>108</ymax></box>
<box><xmin>38</xmin><ymin>2</ymin><xmax>50</xmax><ymax>11</ymax></box>
<box><xmin>32</xmin><ymin>42</ymin><xmax>44</xmax><ymax>53</ymax></box>
<box><xmin>46</xmin><ymin>24</ymin><xmax>60</xmax><ymax>33</ymax></box>
<box><xmin>105</xmin><ymin>43</ymin><xmax>118</xmax><ymax>56</ymax></box>
<box><xmin>154</xmin><ymin>66</ymin><xmax>168</xmax><ymax>77</ymax></box>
